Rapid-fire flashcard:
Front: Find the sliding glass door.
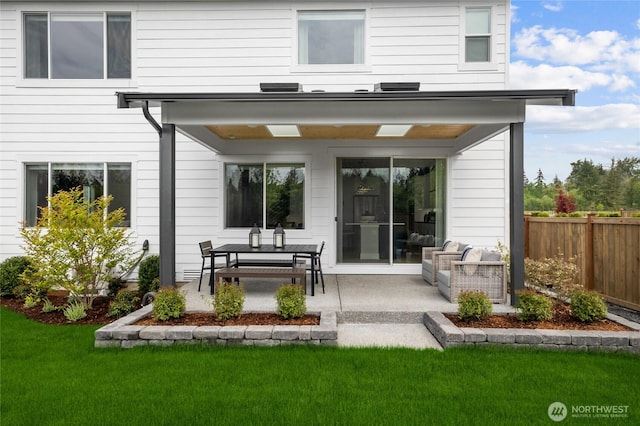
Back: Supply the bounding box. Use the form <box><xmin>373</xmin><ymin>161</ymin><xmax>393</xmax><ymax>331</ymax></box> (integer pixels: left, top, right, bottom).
<box><xmin>336</xmin><ymin>157</ymin><xmax>446</xmax><ymax>264</ymax></box>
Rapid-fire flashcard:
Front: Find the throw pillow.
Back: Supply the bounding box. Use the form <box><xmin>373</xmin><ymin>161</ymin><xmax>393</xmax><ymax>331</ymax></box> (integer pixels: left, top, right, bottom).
<box><xmin>460</xmin><ymin>245</ymin><xmax>474</xmax><ymax>261</ymax></box>
<box><xmin>444</xmin><ymin>241</ymin><xmax>459</xmax><ymax>252</ymax></box>
<box><xmin>480</xmin><ymin>250</ymin><xmax>501</xmax><ymax>262</ymax></box>
<box><xmin>442</xmin><ymin>239</ymin><xmax>451</xmax><ymax>250</ymax></box>
<box><xmin>463</xmin><ymin>247</ymin><xmax>483</xmax><ymax>275</ymax></box>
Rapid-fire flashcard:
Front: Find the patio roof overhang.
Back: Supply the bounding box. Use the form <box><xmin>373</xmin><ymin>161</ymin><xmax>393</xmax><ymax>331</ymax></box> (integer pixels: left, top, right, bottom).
<box><xmin>116</xmin><ymin>88</ymin><xmax>576</xmax><ymax>306</ymax></box>
<box><xmin>117</xmin><ymin>89</ymin><xmax>575</xmax><ymax>155</ymax></box>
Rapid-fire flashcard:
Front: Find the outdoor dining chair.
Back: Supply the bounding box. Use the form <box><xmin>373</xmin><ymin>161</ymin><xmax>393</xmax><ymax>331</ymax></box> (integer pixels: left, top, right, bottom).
<box><xmin>198</xmin><ymin>240</ymin><xmax>213</xmax><ymax>291</ymax></box>
<box><xmin>294</xmin><ymin>241</ymin><xmax>325</xmax><ymax>294</ymax></box>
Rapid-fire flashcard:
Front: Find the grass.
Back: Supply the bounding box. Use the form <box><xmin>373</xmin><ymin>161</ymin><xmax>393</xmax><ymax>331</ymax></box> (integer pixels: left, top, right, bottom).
<box><xmin>1</xmin><ymin>307</ymin><xmax>638</xmax><ymax>425</ymax></box>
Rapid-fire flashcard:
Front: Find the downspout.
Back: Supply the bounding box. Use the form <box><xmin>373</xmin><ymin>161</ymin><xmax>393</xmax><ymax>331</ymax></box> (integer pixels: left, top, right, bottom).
<box><xmin>142</xmin><ymin>101</ymin><xmax>162</xmax><ymax>137</ymax></box>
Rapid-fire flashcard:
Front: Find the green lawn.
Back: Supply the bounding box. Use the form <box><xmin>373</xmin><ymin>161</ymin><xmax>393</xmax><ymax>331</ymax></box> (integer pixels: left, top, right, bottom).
<box><xmin>1</xmin><ymin>306</ymin><xmax>638</xmax><ymax>425</ymax></box>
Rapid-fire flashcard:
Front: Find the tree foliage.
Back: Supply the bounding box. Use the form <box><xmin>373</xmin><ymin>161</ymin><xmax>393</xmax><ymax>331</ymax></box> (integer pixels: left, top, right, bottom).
<box><xmin>20</xmin><ymin>187</ymin><xmax>137</xmax><ymax>308</ymax></box>
<box><xmin>525</xmin><ymin>157</ymin><xmax>640</xmax><ymax>212</ymax></box>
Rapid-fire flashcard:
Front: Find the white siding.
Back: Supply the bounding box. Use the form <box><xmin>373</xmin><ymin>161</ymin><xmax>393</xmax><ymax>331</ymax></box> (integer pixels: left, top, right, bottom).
<box><xmin>1</xmin><ymin>0</ymin><xmax>510</xmax><ymax>277</ymax></box>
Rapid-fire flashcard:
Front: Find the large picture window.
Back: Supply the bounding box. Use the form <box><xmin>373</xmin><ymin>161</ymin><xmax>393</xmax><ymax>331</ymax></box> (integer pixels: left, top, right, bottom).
<box><xmin>225</xmin><ymin>163</ymin><xmax>305</xmax><ymax>229</ymax></box>
<box><xmin>24</xmin><ymin>12</ymin><xmax>131</xmax><ymax>79</ymax></box>
<box><xmin>298</xmin><ymin>10</ymin><xmax>365</xmax><ymax>65</ymax></box>
<box><xmin>25</xmin><ymin>163</ymin><xmax>131</xmax><ymax>227</ymax></box>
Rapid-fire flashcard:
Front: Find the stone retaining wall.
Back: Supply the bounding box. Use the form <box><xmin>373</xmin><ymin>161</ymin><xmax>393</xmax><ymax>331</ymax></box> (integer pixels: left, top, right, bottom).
<box><xmin>95</xmin><ymin>306</ymin><xmax>337</xmax><ymax>348</ymax></box>
<box><xmin>424</xmin><ymin>311</ymin><xmax>640</xmax><ymax>353</ymax></box>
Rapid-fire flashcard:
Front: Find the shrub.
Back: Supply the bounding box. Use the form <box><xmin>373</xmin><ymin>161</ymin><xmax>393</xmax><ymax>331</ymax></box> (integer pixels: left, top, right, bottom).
<box><xmin>457</xmin><ymin>290</ymin><xmax>492</xmax><ymax>321</ymax></box>
<box><xmin>516</xmin><ymin>290</ymin><xmax>552</xmax><ymax>321</ymax></box>
<box><xmin>571</xmin><ymin>290</ymin><xmax>607</xmax><ymax>322</ymax></box>
<box><xmin>23</xmin><ymin>294</ymin><xmax>40</xmax><ymax>308</ymax></box>
<box><xmin>42</xmin><ymin>298</ymin><xmax>63</xmax><ymax>313</ymax></box>
<box><xmin>63</xmin><ymin>301</ymin><xmax>87</xmax><ymax>322</ymax></box>
<box><xmin>275</xmin><ymin>283</ymin><xmax>306</xmax><ymax>319</ymax></box>
<box><xmin>152</xmin><ymin>288</ymin><xmax>185</xmax><ymax>321</ymax></box>
<box><xmin>108</xmin><ymin>290</ymin><xmax>141</xmax><ymax>318</ymax></box>
<box><xmin>138</xmin><ymin>255</ymin><xmax>160</xmax><ymax>294</ymax></box>
<box><xmin>107</xmin><ymin>277</ymin><xmax>127</xmax><ymax>297</ymax></box>
<box><xmin>20</xmin><ymin>188</ymin><xmax>137</xmax><ymax>308</ymax></box>
<box><xmin>631</xmin><ymin>212</ymin><xmax>640</xmax><ymax>218</ymax></box>
<box><xmin>213</xmin><ymin>282</ymin><xmax>245</xmax><ymax>320</ymax></box>
<box><xmin>524</xmin><ymin>253</ymin><xmax>581</xmax><ymax>302</ymax></box>
<box><xmin>0</xmin><ymin>256</ymin><xmax>33</xmax><ymax>296</ymax></box>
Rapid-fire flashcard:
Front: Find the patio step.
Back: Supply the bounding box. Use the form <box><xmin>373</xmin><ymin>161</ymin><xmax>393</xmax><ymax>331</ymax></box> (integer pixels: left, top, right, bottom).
<box><xmin>336</xmin><ymin>312</ymin><xmax>443</xmax><ymax>350</ymax></box>
<box><xmin>337</xmin><ymin>311</ymin><xmax>425</xmax><ymax>324</ymax></box>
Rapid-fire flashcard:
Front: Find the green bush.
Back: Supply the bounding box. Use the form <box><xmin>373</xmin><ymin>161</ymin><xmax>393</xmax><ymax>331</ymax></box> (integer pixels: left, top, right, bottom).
<box><xmin>63</xmin><ymin>301</ymin><xmax>87</xmax><ymax>322</ymax></box>
<box><xmin>457</xmin><ymin>290</ymin><xmax>492</xmax><ymax>321</ymax></box>
<box><xmin>568</xmin><ymin>212</ymin><xmax>583</xmax><ymax>217</ymax></box>
<box><xmin>107</xmin><ymin>277</ymin><xmax>126</xmax><ymax>297</ymax></box>
<box><xmin>0</xmin><ymin>256</ymin><xmax>32</xmax><ymax>296</ymax></box>
<box><xmin>108</xmin><ymin>290</ymin><xmax>141</xmax><ymax>318</ymax></box>
<box><xmin>631</xmin><ymin>212</ymin><xmax>640</xmax><ymax>218</ymax></box>
<box><xmin>275</xmin><ymin>283</ymin><xmax>306</xmax><ymax>319</ymax></box>
<box><xmin>516</xmin><ymin>290</ymin><xmax>552</xmax><ymax>321</ymax></box>
<box><xmin>596</xmin><ymin>212</ymin><xmax>621</xmax><ymax>217</ymax></box>
<box><xmin>213</xmin><ymin>282</ymin><xmax>245</xmax><ymax>320</ymax></box>
<box><xmin>41</xmin><ymin>298</ymin><xmax>63</xmax><ymax>313</ymax></box>
<box><xmin>138</xmin><ymin>255</ymin><xmax>160</xmax><ymax>294</ymax></box>
<box><xmin>571</xmin><ymin>290</ymin><xmax>607</xmax><ymax>322</ymax></box>
<box><xmin>152</xmin><ymin>288</ymin><xmax>186</xmax><ymax>321</ymax></box>
<box><xmin>20</xmin><ymin>187</ymin><xmax>137</xmax><ymax>309</ymax></box>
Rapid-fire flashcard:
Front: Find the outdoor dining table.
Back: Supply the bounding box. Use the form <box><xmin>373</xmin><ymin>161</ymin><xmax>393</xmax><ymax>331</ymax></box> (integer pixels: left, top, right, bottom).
<box><xmin>209</xmin><ymin>243</ymin><xmax>319</xmax><ymax>295</ymax></box>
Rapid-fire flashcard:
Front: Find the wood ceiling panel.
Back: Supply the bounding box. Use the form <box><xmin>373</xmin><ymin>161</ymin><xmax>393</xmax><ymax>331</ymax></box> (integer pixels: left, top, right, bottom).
<box><xmin>207</xmin><ymin>124</ymin><xmax>475</xmax><ymax>140</ymax></box>
<box><xmin>405</xmin><ymin>124</ymin><xmax>474</xmax><ymax>139</ymax></box>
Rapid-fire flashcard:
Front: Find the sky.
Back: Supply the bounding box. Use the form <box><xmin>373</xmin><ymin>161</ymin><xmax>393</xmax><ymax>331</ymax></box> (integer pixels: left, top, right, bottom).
<box><xmin>509</xmin><ymin>0</ymin><xmax>640</xmax><ymax>182</ymax></box>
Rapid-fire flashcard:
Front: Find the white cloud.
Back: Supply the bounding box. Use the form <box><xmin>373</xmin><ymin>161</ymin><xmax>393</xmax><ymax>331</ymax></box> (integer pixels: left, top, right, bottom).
<box><xmin>543</xmin><ymin>2</ymin><xmax>563</xmax><ymax>12</ymax></box>
<box><xmin>509</xmin><ymin>61</ymin><xmax>619</xmax><ymax>92</ymax></box>
<box><xmin>513</xmin><ymin>25</ymin><xmax>640</xmax><ymax>73</ymax></box>
<box><xmin>524</xmin><ymin>103</ymin><xmax>640</xmax><ymax>133</ymax></box>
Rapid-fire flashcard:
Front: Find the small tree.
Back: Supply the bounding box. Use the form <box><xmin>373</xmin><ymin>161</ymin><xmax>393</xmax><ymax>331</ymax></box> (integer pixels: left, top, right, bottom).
<box><xmin>555</xmin><ymin>189</ymin><xmax>577</xmax><ymax>214</ymax></box>
<box><xmin>20</xmin><ymin>187</ymin><xmax>137</xmax><ymax>308</ymax></box>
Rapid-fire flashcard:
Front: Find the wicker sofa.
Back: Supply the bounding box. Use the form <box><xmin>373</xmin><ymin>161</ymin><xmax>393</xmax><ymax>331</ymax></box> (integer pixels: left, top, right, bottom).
<box><xmin>436</xmin><ymin>248</ymin><xmax>507</xmax><ymax>303</ymax></box>
<box><xmin>421</xmin><ymin>241</ymin><xmax>470</xmax><ymax>285</ymax></box>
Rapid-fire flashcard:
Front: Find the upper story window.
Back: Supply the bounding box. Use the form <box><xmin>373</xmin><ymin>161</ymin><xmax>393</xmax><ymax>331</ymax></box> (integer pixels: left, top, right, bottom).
<box><xmin>24</xmin><ymin>12</ymin><xmax>131</xmax><ymax>79</ymax></box>
<box><xmin>464</xmin><ymin>8</ymin><xmax>491</xmax><ymax>62</ymax></box>
<box><xmin>298</xmin><ymin>10</ymin><xmax>365</xmax><ymax>65</ymax></box>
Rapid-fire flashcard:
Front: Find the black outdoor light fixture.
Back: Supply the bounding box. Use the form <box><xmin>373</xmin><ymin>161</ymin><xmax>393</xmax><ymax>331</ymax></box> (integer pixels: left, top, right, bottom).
<box><xmin>273</xmin><ymin>223</ymin><xmax>285</xmax><ymax>248</ymax></box>
<box><xmin>249</xmin><ymin>223</ymin><xmax>262</xmax><ymax>248</ymax></box>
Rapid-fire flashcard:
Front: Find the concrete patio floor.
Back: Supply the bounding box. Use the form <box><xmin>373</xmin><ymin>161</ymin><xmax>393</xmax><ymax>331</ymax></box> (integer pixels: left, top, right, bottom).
<box><xmin>180</xmin><ymin>274</ymin><xmax>515</xmax><ymax>349</ymax></box>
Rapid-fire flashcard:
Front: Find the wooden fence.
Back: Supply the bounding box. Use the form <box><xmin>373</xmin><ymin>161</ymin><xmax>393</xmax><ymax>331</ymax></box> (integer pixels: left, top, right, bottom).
<box><xmin>524</xmin><ymin>215</ymin><xmax>640</xmax><ymax>311</ymax></box>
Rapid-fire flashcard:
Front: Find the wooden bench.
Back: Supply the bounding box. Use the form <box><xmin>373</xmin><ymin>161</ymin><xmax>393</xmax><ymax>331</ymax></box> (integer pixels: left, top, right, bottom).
<box><xmin>212</xmin><ymin>266</ymin><xmax>307</xmax><ymax>295</ymax></box>
<box><xmin>234</xmin><ymin>259</ymin><xmax>305</xmax><ymax>268</ymax></box>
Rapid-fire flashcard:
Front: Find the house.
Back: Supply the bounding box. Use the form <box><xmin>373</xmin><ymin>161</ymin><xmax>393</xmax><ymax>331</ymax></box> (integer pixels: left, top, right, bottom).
<box><xmin>0</xmin><ymin>0</ymin><xmax>575</xmax><ymax>304</ymax></box>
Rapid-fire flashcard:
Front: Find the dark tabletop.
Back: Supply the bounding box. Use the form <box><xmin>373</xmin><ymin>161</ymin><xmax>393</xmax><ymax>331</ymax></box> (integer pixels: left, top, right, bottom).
<box><xmin>211</xmin><ymin>243</ymin><xmax>318</xmax><ymax>254</ymax></box>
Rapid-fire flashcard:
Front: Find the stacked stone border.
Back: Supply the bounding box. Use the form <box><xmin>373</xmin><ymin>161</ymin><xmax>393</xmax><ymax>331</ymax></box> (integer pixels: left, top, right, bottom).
<box><xmin>424</xmin><ymin>311</ymin><xmax>640</xmax><ymax>353</ymax></box>
<box><xmin>95</xmin><ymin>306</ymin><xmax>337</xmax><ymax>348</ymax></box>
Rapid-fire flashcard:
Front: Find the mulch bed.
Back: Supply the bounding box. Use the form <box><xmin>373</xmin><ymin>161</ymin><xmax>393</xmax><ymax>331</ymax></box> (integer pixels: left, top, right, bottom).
<box><xmin>445</xmin><ymin>303</ymin><xmax>632</xmax><ymax>331</ymax></box>
<box><xmin>0</xmin><ymin>293</ymin><xmax>319</xmax><ymax>326</ymax></box>
<box><xmin>0</xmin><ymin>293</ymin><xmax>111</xmax><ymax>326</ymax></box>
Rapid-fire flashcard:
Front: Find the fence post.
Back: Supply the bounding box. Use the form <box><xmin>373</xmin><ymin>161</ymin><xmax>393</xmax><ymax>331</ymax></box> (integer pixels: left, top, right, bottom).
<box><xmin>586</xmin><ymin>213</ymin><xmax>595</xmax><ymax>290</ymax></box>
<box><xmin>524</xmin><ymin>214</ymin><xmax>530</xmax><ymax>259</ymax></box>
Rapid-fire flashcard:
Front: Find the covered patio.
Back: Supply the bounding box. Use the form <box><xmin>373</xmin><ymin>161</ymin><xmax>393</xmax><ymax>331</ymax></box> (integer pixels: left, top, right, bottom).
<box><xmin>117</xmin><ymin>87</ymin><xmax>576</xmax><ymax>306</ymax></box>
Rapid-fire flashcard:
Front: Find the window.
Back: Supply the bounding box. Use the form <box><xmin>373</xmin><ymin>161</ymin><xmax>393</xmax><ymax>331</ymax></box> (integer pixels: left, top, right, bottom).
<box><xmin>298</xmin><ymin>10</ymin><xmax>365</xmax><ymax>65</ymax></box>
<box><xmin>24</xmin><ymin>12</ymin><xmax>131</xmax><ymax>79</ymax></box>
<box><xmin>465</xmin><ymin>8</ymin><xmax>491</xmax><ymax>62</ymax></box>
<box><xmin>225</xmin><ymin>163</ymin><xmax>305</xmax><ymax>229</ymax></box>
<box><xmin>25</xmin><ymin>163</ymin><xmax>132</xmax><ymax>227</ymax></box>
